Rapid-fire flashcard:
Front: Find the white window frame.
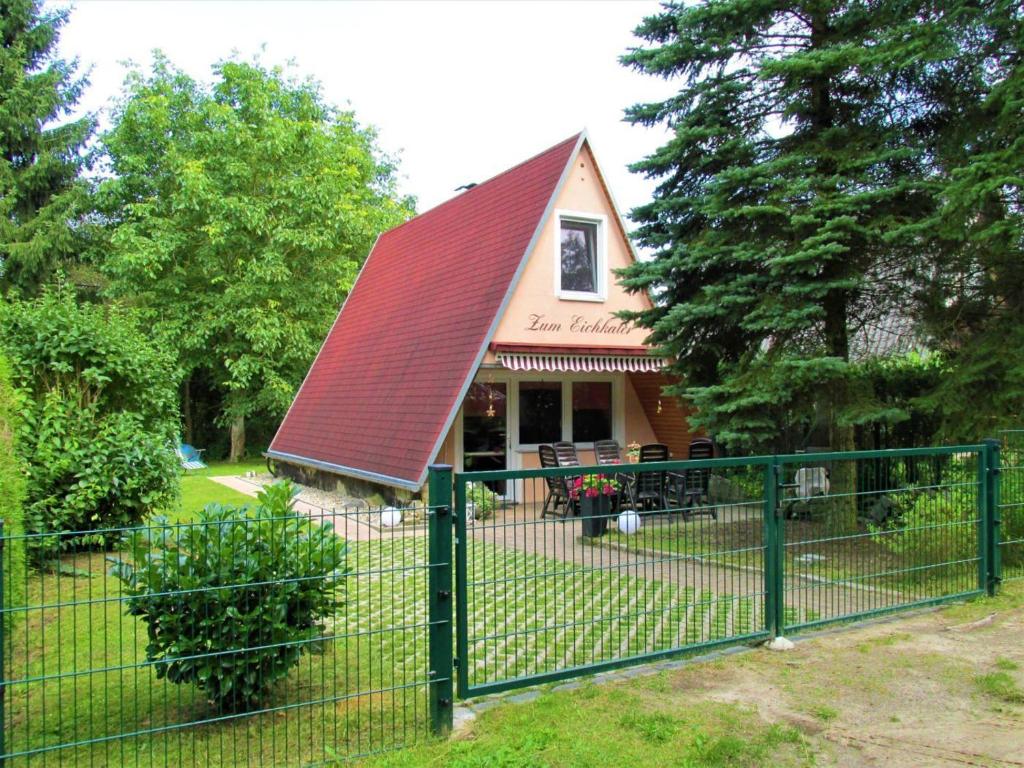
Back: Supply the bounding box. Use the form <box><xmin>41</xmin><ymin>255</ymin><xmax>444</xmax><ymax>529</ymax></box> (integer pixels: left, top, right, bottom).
<box><xmin>554</xmin><ymin>209</ymin><xmax>607</xmax><ymax>302</ymax></box>
<box><xmin>499</xmin><ymin>372</ymin><xmax>625</xmax><ymax>454</ymax></box>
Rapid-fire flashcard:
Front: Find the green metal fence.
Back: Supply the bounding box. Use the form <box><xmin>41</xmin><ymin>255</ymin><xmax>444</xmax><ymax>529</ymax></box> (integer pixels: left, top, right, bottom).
<box><xmin>0</xmin><ymin>488</ymin><xmax>454</xmax><ymax>766</ymax></box>
<box><xmin>453</xmin><ymin>444</ymin><xmax>1000</xmax><ymax>697</ymax></box>
<box><xmin>1000</xmin><ymin>431</ymin><xmax>1024</xmax><ymax>583</ymax></box>
<box><xmin>0</xmin><ymin>445</ymin><xmax>1011</xmax><ymax>763</ymax></box>
<box><xmin>454</xmin><ymin>456</ymin><xmax>771</xmax><ymax>697</ymax></box>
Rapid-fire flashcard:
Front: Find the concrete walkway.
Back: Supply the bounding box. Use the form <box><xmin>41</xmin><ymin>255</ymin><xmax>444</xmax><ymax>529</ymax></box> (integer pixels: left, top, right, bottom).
<box><xmin>210</xmin><ymin>475</ymin><xmax>400</xmax><ymax>542</ymax></box>
<box><xmin>468</xmin><ymin>508</ymin><xmax>901</xmax><ymax>617</ymax></box>
<box><xmin>214</xmin><ymin>475</ymin><xmax>907</xmax><ymax>618</ymax></box>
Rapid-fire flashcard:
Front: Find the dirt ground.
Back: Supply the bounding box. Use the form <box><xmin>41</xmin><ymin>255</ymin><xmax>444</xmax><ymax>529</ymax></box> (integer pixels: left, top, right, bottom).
<box><xmin>668</xmin><ymin>583</ymin><xmax>1024</xmax><ymax>766</ymax></box>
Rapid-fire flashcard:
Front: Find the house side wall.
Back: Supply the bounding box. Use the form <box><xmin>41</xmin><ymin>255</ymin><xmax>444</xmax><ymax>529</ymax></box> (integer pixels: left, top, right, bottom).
<box><xmin>628</xmin><ymin>372</ymin><xmax>699</xmax><ymax>459</ymax></box>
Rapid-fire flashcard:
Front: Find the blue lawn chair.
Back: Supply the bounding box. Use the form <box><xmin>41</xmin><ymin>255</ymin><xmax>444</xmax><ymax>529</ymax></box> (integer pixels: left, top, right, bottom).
<box><xmin>176</xmin><ymin>443</ymin><xmax>207</xmax><ymax>471</ymax></box>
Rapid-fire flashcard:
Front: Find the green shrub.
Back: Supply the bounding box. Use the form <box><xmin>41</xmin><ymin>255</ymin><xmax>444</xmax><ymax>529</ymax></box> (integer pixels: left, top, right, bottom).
<box><xmin>0</xmin><ymin>287</ymin><xmax>179</xmax><ymax>547</ymax></box>
<box><xmin>0</xmin><ymin>355</ymin><xmax>27</xmax><ymax>637</ymax></box>
<box><xmin>871</xmin><ymin>486</ymin><xmax>978</xmax><ymax>579</ymax></box>
<box><xmin>467</xmin><ymin>482</ymin><xmax>500</xmax><ymax>521</ymax></box>
<box><xmin>999</xmin><ymin>461</ymin><xmax>1024</xmax><ymax>569</ymax></box>
<box><xmin>111</xmin><ymin>480</ymin><xmax>349</xmax><ymax>712</ymax></box>
<box><xmin>21</xmin><ymin>394</ymin><xmax>179</xmax><ymax>552</ymax></box>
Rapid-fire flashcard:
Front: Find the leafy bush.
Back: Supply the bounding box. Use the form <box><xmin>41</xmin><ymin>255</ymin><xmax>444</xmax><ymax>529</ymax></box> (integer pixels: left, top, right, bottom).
<box><xmin>112</xmin><ymin>481</ymin><xmax>349</xmax><ymax>712</ymax></box>
<box><xmin>21</xmin><ymin>395</ymin><xmax>179</xmax><ymax>550</ymax></box>
<box><xmin>871</xmin><ymin>486</ymin><xmax>978</xmax><ymax>579</ymax></box>
<box><xmin>0</xmin><ymin>287</ymin><xmax>179</xmax><ymax>546</ymax></box>
<box><xmin>467</xmin><ymin>482</ymin><xmax>500</xmax><ymax>521</ymax></box>
<box><xmin>0</xmin><ymin>355</ymin><xmax>27</xmax><ymax>636</ymax></box>
<box><xmin>999</xmin><ymin>461</ymin><xmax>1024</xmax><ymax>569</ymax></box>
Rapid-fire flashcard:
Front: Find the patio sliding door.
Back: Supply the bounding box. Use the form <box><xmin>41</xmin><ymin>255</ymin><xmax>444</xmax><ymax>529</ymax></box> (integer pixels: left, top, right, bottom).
<box><xmin>462</xmin><ymin>382</ymin><xmax>508</xmax><ymax>494</ymax></box>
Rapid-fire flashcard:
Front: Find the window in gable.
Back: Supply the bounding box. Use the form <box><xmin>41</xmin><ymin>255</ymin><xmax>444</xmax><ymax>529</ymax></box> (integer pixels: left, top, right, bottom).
<box><xmin>555</xmin><ymin>211</ymin><xmax>606</xmax><ymax>301</ymax></box>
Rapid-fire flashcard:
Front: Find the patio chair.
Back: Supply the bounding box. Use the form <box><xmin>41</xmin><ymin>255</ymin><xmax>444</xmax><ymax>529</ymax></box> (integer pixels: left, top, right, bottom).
<box><xmin>176</xmin><ymin>443</ymin><xmax>207</xmax><ymax>471</ymax></box>
<box><xmin>671</xmin><ymin>438</ymin><xmax>717</xmax><ymax>520</ymax></box>
<box><xmin>552</xmin><ymin>441</ymin><xmax>580</xmax><ymax>467</ymax></box>
<box><xmin>634</xmin><ymin>443</ymin><xmax>670</xmax><ymax>511</ymax></box>
<box><xmin>685</xmin><ymin>437</ymin><xmax>714</xmax><ymax>504</ymax></box>
<box><xmin>539</xmin><ymin>444</ymin><xmax>577</xmax><ymax>518</ymax></box>
<box><xmin>595</xmin><ymin>439</ymin><xmax>636</xmax><ymax>510</ymax></box>
<box><xmin>594</xmin><ymin>439</ymin><xmax>622</xmax><ymax>466</ymax></box>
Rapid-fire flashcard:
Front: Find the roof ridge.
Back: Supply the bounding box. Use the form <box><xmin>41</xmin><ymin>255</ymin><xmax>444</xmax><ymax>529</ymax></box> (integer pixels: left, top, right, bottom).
<box><xmin>382</xmin><ymin>132</ymin><xmax>583</xmax><ymax>237</ymax></box>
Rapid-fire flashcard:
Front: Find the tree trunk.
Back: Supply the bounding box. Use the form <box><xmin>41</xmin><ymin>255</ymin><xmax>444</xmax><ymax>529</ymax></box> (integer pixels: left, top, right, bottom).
<box><xmin>182</xmin><ymin>376</ymin><xmax>193</xmax><ymax>444</ymax></box>
<box><xmin>229</xmin><ymin>414</ymin><xmax>245</xmax><ymax>462</ymax></box>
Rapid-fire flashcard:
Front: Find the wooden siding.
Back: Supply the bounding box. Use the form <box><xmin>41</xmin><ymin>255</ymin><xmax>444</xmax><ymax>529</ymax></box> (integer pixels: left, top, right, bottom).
<box><xmin>627</xmin><ymin>372</ymin><xmax>698</xmax><ymax>459</ymax></box>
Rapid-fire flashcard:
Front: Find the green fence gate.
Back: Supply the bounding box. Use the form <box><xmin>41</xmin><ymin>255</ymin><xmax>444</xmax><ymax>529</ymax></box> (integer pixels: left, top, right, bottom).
<box><xmin>1000</xmin><ymin>431</ymin><xmax>1024</xmax><ymax>583</ymax></box>
<box><xmin>452</xmin><ymin>443</ymin><xmax>1003</xmax><ymax>699</ymax></box>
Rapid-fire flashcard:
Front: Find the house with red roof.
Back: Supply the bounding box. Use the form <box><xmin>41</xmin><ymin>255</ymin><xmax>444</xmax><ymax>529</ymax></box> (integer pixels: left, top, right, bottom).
<box><xmin>268</xmin><ymin>132</ymin><xmax>698</xmax><ymax>500</ymax></box>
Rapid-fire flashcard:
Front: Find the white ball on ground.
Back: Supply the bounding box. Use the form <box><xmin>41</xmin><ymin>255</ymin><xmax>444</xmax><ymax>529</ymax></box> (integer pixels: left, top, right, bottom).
<box><xmin>617</xmin><ymin>510</ymin><xmax>641</xmax><ymax>535</ymax></box>
<box><xmin>380</xmin><ymin>508</ymin><xmax>402</xmax><ymax>527</ymax></box>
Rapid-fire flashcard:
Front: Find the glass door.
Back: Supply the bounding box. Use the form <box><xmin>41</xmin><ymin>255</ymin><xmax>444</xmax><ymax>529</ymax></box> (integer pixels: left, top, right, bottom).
<box><xmin>462</xmin><ymin>382</ymin><xmax>507</xmax><ymax>495</ymax></box>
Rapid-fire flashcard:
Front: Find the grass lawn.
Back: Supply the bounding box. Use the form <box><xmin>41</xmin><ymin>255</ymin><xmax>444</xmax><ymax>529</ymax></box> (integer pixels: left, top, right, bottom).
<box><xmin>165</xmin><ymin>460</ymin><xmax>267</xmax><ymax>522</ymax></box>
<box><xmin>606</xmin><ymin>509</ymin><xmax>981</xmax><ymax>602</ymax></box>
<box><xmin>365</xmin><ymin>683</ymin><xmax>811</xmax><ymax>768</ymax></box>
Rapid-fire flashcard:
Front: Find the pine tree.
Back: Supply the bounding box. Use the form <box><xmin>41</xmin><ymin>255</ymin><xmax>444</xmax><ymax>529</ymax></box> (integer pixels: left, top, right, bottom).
<box><xmin>912</xmin><ymin>2</ymin><xmax>1024</xmax><ymax>437</ymax></box>
<box><xmin>619</xmin><ymin>1</ymin><xmax>953</xmax><ymax>461</ymax></box>
<box><xmin>0</xmin><ymin>0</ymin><xmax>93</xmax><ymax>294</ymax></box>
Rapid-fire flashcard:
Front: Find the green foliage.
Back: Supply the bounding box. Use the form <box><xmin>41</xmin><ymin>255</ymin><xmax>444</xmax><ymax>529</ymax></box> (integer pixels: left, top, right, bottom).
<box><xmin>96</xmin><ymin>55</ymin><xmax>413</xmax><ymax>456</ymax></box>
<box><xmin>871</xmin><ymin>486</ymin><xmax>977</xmax><ymax>578</ymax></box>
<box><xmin>0</xmin><ymin>0</ymin><xmax>94</xmax><ymax>294</ymax></box>
<box><xmin>619</xmin><ymin>1</ymin><xmax>1022</xmax><ymax>449</ymax></box>
<box><xmin>852</xmin><ymin>353</ymin><xmax>944</xmax><ymax>448</ymax></box>
<box><xmin>915</xmin><ymin>322</ymin><xmax>1024</xmax><ymax>441</ymax></box>
<box><xmin>999</xmin><ymin>470</ymin><xmax>1024</xmax><ymax>570</ymax></box>
<box><xmin>467</xmin><ymin>482</ymin><xmax>500</xmax><ymax>521</ymax></box>
<box><xmin>0</xmin><ymin>288</ymin><xmax>179</xmax><ymax>545</ymax></box>
<box><xmin>111</xmin><ymin>480</ymin><xmax>350</xmax><ymax>713</ymax></box>
<box><xmin>912</xmin><ymin>3</ymin><xmax>1024</xmax><ymax>437</ymax></box>
<box><xmin>0</xmin><ymin>354</ymin><xmax>27</xmax><ymax>636</ymax></box>
<box><xmin>21</xmin><ymin>396</ymin><xmax>179</xmax><ymax>545</ymax></box>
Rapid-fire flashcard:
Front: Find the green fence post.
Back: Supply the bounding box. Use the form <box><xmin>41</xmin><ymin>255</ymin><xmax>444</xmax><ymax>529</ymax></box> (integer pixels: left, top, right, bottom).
<box><xmin>763</xmin><ymin>458</ymin><xmax>783</xmax><ymax>638</ymax></box>
<box><xmin>453</xmin><ymin>476</ymin><xmax>469</xmax><ymax>700</ymax></box>
<box><xmin>984</xmin><ymin>439</ymin><xmax>1002</xmax><ymax>595</ymax></box>
<box><xmin>427</xmin><ymin>465</ymin><xmax>454</xmax><ymax>737</ymax></box>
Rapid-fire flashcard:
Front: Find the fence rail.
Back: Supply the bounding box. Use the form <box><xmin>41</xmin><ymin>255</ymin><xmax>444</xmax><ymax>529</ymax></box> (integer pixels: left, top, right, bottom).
<box><xmin>0</xmin><ymin>441</ymin><xmax>1015</xmax><ymax>765</ymax></box>
<box><xmin>1001</xmin><ymin>431</ymin><xmax>1024</xmax><ymax>583</ymax></box>
<box><xmin>0</xmin><ymin>500</ymin><xmax>450</xmax><ymax>766</ymax></box>
<box><xmin>453</xmin><ymin>443</ymin><xmax>998</xmax><ymax>696</ymax></box>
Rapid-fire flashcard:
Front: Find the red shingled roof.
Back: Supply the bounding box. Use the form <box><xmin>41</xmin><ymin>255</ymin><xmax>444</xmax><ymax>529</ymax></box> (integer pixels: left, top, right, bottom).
<box><xmin>269</xmin><ymin>133</ymin><xmax>584</xmax><ymax>488</ymax></box>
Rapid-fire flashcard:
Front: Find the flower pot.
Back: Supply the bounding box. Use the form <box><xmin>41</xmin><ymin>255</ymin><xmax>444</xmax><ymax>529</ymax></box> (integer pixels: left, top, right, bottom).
<box><xmin>580</xmin><ymin>494</ymin><xmax>611</xmax><ymax>537</ymax></box>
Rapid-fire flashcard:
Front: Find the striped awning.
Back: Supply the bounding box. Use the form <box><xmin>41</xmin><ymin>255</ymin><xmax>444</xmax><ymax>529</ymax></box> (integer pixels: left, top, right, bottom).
<box><xmin>497</xmin><ymin>351</ymin><xmax>663</xmax><ymax>374</ymax></box>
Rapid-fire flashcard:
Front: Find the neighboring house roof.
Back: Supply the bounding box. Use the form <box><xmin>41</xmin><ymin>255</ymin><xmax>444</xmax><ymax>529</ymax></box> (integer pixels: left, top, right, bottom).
<box><xmin>850</xmin><ymin>313</ymin><xmax>927</xmax><ymax>361</ymax></box>
<box><xmin>268</xmin><ymin>133</ymin><xmax>586</xmax><ymax>489</ymax></box>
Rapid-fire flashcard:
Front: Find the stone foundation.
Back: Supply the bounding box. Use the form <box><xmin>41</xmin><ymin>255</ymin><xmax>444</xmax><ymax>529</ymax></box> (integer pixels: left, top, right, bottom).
<box><xmin>268</xmin><ymin>458</ymin><xmax>421</xmax><ymax>507</ymax></box>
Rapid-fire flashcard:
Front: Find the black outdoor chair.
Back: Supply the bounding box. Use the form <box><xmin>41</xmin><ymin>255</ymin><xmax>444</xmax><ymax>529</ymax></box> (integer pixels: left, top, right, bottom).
<box><xmin>595</xmin><ymin>439</ymin><xmax>636</xmax><ymax>510</ymax></box>
<box><xmin>685</xmin><ymin>437</ymin><xmax>714</xmax><ymax>504</ymax></box>
<box><xmin>552</xmin><ymin>441</ymin><xmax>580</xmax><ymax>467</ymax></box>
<box><xmin>539</xmin><ymin>443</ymin><xmax>580</xmax><ymax>518</ymax></box>
<box><xmin>594</xmin><ymin>439</ymin><xmax>622</xmax><ymax>466</ymax></box>
<box><xmin>634</xmin><ymin>443</ymin><xmax>671</xmax><ymax>511</ymax></box>
<box><xmin>671</xmin><ymin>437</ymin><xmax>717</xmax><ymax>520</ymax></box>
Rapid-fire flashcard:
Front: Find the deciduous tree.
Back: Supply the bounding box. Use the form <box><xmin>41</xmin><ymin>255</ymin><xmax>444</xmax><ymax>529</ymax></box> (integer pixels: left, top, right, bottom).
<box><xmin>99</xmin><ymin>56</ymin><xmax>412</xmax><ymax>459</ymax></box>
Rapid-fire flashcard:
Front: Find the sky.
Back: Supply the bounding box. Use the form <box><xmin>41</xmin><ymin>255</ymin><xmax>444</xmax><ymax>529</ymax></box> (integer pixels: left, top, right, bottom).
<box><xmin>54</xmin><ymin>0</ymin><xmax>674</xmax><ymax>222</ymax></box>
